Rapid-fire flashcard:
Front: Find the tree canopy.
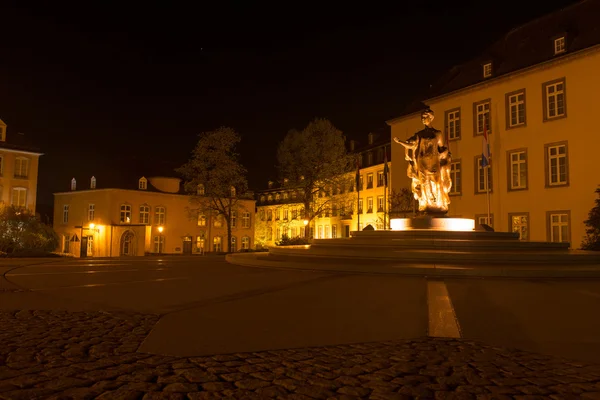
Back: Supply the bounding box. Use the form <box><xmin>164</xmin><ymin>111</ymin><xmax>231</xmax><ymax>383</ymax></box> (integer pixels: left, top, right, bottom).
<box><xmin>582</xmin><ymin>186</ymin><xmax>600</xmax><ymax>251</ymax></box>
<box><xmin>0</xmin><ymin>205</ymin><xmax>59</xmax><ymax>256</ymax></box>
<box><xmin>276</xmin><ymin>118</ymin><xmax>354</xmax><ymax>223</ymax></box>
<box><xmin>177</xmin><ymin>127</ymin><xmax>249</xmax><ymax>252</ymax></box>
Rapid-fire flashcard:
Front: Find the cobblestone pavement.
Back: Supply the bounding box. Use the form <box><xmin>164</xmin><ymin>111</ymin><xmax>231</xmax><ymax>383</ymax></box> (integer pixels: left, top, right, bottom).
<box><xmin>2</xmin><ymin>311</ymin><xmax>600</xmax><ymax>399</ymax></box>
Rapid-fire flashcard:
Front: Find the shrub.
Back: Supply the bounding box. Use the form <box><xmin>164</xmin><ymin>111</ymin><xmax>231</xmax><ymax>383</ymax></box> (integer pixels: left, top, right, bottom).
<box><xmin>582</xmin><ymin>186</ymin><xmax>600</xmax><ymax>251</ymax></box>
<box><xmin>276</xmin><ymin>234</ymin><xmax>309</xmax><ymax>246</ymax></box>
<box><xmin>0</xmin><ymin>205</ymin><xmax>59</xmax><ymax>255</ymax></box>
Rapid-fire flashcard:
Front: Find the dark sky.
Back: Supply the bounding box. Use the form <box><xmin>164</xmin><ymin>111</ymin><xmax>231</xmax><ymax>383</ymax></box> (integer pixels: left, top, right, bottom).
<box><xmin>0</xmin><ymin>1</ymin><xmax>580</xmax><ymax>219</ymax></box>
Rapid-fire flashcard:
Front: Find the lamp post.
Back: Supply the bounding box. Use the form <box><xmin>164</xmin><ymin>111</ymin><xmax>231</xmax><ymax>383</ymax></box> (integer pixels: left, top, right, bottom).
<box><xmin>303</xmin><ymin>219</ymin><xmax>309</xmax><ymax>241</ymax></box>
<box><xmin>157</xmin><ymin>226</ymin><xmax>164</xmax><ymax>254</ymax></box>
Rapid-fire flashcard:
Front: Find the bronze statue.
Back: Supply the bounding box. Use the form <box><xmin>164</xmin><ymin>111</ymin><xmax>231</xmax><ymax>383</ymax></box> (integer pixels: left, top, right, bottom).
<box><xmin>393</xmin><ymin>108</ymin><xmax>452</xmax><ymax>214</ymax></box>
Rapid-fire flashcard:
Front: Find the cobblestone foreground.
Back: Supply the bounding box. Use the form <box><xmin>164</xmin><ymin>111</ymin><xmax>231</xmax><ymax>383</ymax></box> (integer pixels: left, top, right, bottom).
<box><xmin>2</xmin><ymin>311</ymin><xmax>600</xmax><ymax>399</ymax></box>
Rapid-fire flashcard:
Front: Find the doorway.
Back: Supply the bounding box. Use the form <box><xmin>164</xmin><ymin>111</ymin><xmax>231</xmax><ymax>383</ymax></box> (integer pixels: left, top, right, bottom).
<box><xmin>121</xmin><ymin>231</ymin><xmax>135</xmax><ymax>256</ymax></box>
<box><xmin>344</xmin><ymin>225</ymin><xmax>350</xmax><ymax>238</ymax></box>
<box><xmin>80</xmin><ymin>236</ymin><xmax>88</xmax><ymax>258</ymax></box>
<box><xmin>183</xmin><ymin>236</ymin><xmax>193</xmax><ymax>254</ymax></box>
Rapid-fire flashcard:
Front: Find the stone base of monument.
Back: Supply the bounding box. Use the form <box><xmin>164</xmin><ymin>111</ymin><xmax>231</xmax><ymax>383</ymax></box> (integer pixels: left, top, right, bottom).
<box><xmin>265</xmin><ymin>217</ymin><xmax>600</xmax><ymax>266</ymax></box>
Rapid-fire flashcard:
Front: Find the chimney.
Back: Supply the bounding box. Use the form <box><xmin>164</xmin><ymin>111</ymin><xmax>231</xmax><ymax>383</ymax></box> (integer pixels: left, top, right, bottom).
<box><xmin>71</xmin><ymin>178</ymin><xmax>76</xmax><ymax>191</ymax></box>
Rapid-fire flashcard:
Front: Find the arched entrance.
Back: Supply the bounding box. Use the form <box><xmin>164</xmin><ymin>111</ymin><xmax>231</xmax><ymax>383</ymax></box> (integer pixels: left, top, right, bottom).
<box><xmin>120</xmin><ymin>230</ymin><xmax>135</xmax><ymax>256</ymax></box>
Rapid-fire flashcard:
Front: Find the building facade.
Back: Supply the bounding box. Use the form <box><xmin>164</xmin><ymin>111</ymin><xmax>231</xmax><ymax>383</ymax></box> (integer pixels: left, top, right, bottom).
<box><xmin>387</xmin><ymin>0</ymin><xmax>600</xmax><ymax>247</ymax></box>
<box><xmin>53</xmin><ymin>176</ymin><xmax>255</xmax><ymax>257</ymax></box>
<box><xmin>0</xmin><ymin>119</ymin><xmax>42</xmax><ymax>213</ymax></box>
<box><xmin>254</xmin><ymin>133</ymin><xmax>392</xmax><ymax>247</ymax></box>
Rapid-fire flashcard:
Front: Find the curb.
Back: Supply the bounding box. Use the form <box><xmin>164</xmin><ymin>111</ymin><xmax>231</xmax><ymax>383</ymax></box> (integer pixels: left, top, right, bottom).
<box><xmin>225</xmin><ymin>253</ymin><xmax>600</xmax><ymax>279</ymax></box>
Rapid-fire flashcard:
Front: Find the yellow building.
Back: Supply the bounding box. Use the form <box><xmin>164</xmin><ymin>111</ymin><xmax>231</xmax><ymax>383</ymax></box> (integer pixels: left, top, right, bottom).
<box><xmin>255</xmin><ymin>132</ymin><xmax>392</xmax><ymax>246</ymax></box>
<box><xmin>53</xmin><ymin>176</ymin><xmax>255</xmax><ymax>257</ymax></box>
<box><xmin>0</xmin><ymin>119</ymin><xmax>43</xmax><ymax>213</ymax></box>
<box><xmin>387</xmin><ymin>0</ymin><xmax>600</xmax><ymax>247</ymax></box>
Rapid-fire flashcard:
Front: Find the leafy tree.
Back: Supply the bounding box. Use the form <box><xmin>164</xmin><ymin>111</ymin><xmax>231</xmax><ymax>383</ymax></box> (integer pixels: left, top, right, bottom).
<box><xmin>582</xmin><ymin>186</ymin><xmax>600</xmax><ymax>251</ymax></box>
<box><xmin>276</xmin><ymin>234</ymin><xmax>309</xmax><ymax>246</ymax></box>
<box><xmin>177</xmin><ymin>127</ymin><xmax>249</xmax><ymax>252</ymax></box>
<box><xmin>276</xmin><ymin>119</ymin><xmax>354</xmax><ymax>234</ymax></box>
<box><xmin>0</xmin><ymin>205</ymin><xmax>59</xmax><ymax>255</ymax></box>
<box><xmin>388</xmin><ymin>188</ymin><xmax>416</xmax><ymax>218</ymax></box>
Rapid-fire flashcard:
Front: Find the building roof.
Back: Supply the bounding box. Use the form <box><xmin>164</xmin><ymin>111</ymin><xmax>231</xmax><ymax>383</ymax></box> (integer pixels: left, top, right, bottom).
<box><xmin>389</xmin><ymin>0</ymin><xmax>600</xmax><ymax>121</ymax></box>
<box><xmin>0</xmin><ymin>131</ymin><xmax>43</xmax><ymax>155</ymax></box>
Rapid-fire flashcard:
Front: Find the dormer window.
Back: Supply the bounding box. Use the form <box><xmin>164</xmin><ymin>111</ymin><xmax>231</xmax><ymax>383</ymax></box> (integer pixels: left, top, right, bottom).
<box><xmin>483</xmin><ymin>63</ymin><xmax>492</xmax><ymax>78</ymax></box>
<box><xmin>275</xmin><ymin>193</ymin><xmax>280</xmax><ymax>201</ymax></box>
<box><xmin>0</xmin><ymin>127</ymin><xmax>4</xmax><ymax>142</ymax></box>
<box><xmin>283</xmin><ymin>192</ymin><xmax>288</xmax><ymax>200</ymax></box>
<box><xmin>71</xmin><ymin>178</ymin><xmax>76</xmax><ymax>191</ymax></box>
<box><xmin>197</xmin><ymin>184</ymin><xmax>205</xmax><ymax>195</ymax></box>
<box><xmin>267</xmin><ymin>194</ymin><xmax>273</xmax><ymax>201</ymax></box>
<box><xmin>139</xmin><ymin>177</ymin><xmax>147</xmax><ymax>190</ymax></box>
<box><xmin>260</xmin><ymin>195</ymin><xmax>266</xmax><ymax>203</ymax></box>
<box><xmin>554</xmin><ymin>37</ymin><xmax>566</xmax><ymax>55</ymax></box>
<box><xmin>90</xmin><ymin>176</ymin><xmax>96</xmax><ymax>189</ymax></box>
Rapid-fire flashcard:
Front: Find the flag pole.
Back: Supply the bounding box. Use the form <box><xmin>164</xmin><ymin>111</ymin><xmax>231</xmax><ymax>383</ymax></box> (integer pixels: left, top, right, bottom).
<box><xmin>356</xmin><ymin>157</ymin><xmax>361</xmax><ymax>232</ymax></box>
<box><xmin>486</xmin><ymin>165</ymin><xmax>491</xmax><ymax>224</ymax></box>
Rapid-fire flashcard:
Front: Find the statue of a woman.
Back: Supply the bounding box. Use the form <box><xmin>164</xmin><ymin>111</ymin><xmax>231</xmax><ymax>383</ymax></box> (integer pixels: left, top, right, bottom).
<box><xmin>394</xmin><ymin>108</ymin><xmax>452</xmax><ymax>214</ymax></box>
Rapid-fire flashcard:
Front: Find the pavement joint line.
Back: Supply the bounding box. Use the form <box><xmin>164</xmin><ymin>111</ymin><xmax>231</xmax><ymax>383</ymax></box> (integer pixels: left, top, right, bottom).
<box><xmin>427</xmin><ymin>280</ymin><xmax>462</xmax><ymax>339</ymax></box>
<box><xmin>7</xmin><ymin>269</ymin><xmax>142</xmax><ymax>276</ymax></box>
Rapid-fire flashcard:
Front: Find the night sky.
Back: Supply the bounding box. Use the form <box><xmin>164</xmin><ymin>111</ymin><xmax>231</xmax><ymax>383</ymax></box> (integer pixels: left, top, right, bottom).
<box><xmin>0</xmin><ymin>1</ymin><xmax>580</xmax><ymax>221</ymax></box>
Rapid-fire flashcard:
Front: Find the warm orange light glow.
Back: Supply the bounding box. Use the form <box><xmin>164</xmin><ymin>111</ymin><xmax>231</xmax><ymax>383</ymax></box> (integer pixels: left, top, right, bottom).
<box><xmin>390</xmin><ymin>218</ymin><xmax>475</xmax><ymax>231</ymax></box>
<box><xmin>89</xmin><ymin>223</ymin><xmax>95</xmax><ymax>230</ymax></box>
<box><xmin>158</xmin><ymin>226</ymin><xmax>164</xmax><ymax>233</ymax></box>
<box><xmin>303</xmin><ymin>220</ymin><xmax>308</xmax><ymax>226</ymax></box>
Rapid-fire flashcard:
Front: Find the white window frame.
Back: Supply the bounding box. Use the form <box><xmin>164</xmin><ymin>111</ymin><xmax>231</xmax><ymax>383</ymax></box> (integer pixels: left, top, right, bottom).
<box><xmin>358</xmin><ymin>198</ymin><xmax>363</xmax><ymax>214</ymax></box>
<box><xmin>140</xmin><ymin>205</ymin><xmax>150</xmax><ymax>224</ymax></box>
<box><xmin>508</xmin><ymin>92</ymin><xmax>526</xmax><ymax>127</ymax></box>
<box><xmin>547</xmin><ymin>144</ymin><xmax>568</xmax><ymax>186</ymax></box>
<box><xmin>483</xmin><ymin>63</ymin><xmax>492</xmax><ymax>78</ymax></box>
<box><xmin>509</xmin><ymin>150</ymin><xmax>527</xmax><ymax>190</ymax></box>
<box><xmin>510</xmin><ymin>213</ymin><xmax>529</xmax><ymax>241</ymax></box>
<box><xmin>447</xmin><ymin>109</ymin><xmax>461</xmax><ymax>140</ymax></box>
<box><xmin>549</xmin><ymin>212</ymin><xmax>569</xmax><ymax>243</ymax></box>
<box><xmin>154</xmin><ymin>235</ymin><xmax>165</xmax><ymax>253</ymax></box>
<box><xmin>14</xmin><ymin>157</ymin><xmax>29</xmax><ymax>178</ymax></box>
<box><xmin>242</xmin><ymin>212</ymin><xmax>250</xmax><ymax>228</ymax></box>
<box><xmin>449</xmin><ymin>161</ymin><xmax>461</xmax><ymax>195</ymax></box>
<box><xmin>476</xmin><ymin>157</ymin><xmax>492</xmax><ymax>194</ymax></box>
<box><xmin>120</xmin><ymin>204</ymin><xmax>132</xmax><ymax>223</ymax></box>
<box><xmin>155</xmin><ymin>206</ymin><xmax>166</xmax><ymax>225</ymax></box>
<box><xmin>71</xmin><ymin>178</ymin><xmax>77</xmax><ymax>191</ymax></box>
<box><xmin>139</xmin><ymin>177</ymin><xmax>147</xmax><ymax>190</ymax></box>
<box><xmin>63</xmin><ymin>204</ymin><xmax>69</xmax><ymax>224</ymax></box>
<box><xmin>90</xmin><ymin>176</ymin><xmax>96</xmax><ymax>189</ymax></box>
<box><xmin>213</xmin><ymin>236</ymin><xmax>222</xmax><ymax>252</ymax></box>
<box><xmin>331</xmin><ymin>225</ymin><xmax>337</xmax><ymax>239</ymax></box>
<box><xmin>231</xmin><ymin>210</ymin><xmax>237</xmax><ymax>227</ymax></box>
<box><xmin>554</xmin><ymin>37</ymin><xmax>565</xmax><ymax>54</ymax></box>
<box><xmin>318</xmin><ymin>225</ymin><xmax>323</xmax><ymax>239</ymax></box>
<box><xmin>377</xmin><ymin>196</ymin><xmax>384</xmax><ymax>212</ymax></box>
<box><xmin>377</xmin><ymin>171</ymin><xmax>384</xmax><ymax>187</ymax></box>
<box><xmin>88</xmin><ymin>204</ymin><xmax>95</xmax><ymax>221</ymax></box>
<box><xmin>475</xmin><ymin>101</ymin><xmax>491</xmax><ymax>135</ymax></box>
<box><xmin>367</xmin><ymin>197</ymin><xmax>373</xmax><ymax>213</ymax></box>
<box><xmin>366</xmin><ymin>173</ymin><xmax>374</xmax><ymax>189</ymax></box>
<box><xmin>241</xmin><ymin>236</ymin><xmax>250</xmax><ymax>250</ymax></box>
<box><xmin>11</xmin><ymin>187</ymin><xmax>27</xmax><ymax>208</ymax></box>
<box><xmin>476</xmin><ymin>214</ymin><xmax>494</xmax><ymax>228</ymax></box>
<box><xmin>325</xmin><ymin>225</ymin><xmax>330</xmax><ymax>239</ymax></box>
<box><xmin>544</xmin><ymin>79</ymin><xmax>566</xmax><ymax>120</ymax></box>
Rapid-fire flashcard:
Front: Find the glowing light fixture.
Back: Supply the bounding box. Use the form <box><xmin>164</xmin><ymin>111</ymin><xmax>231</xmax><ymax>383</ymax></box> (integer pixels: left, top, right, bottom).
<box><xmin>158</xmin><ymin>226</ymin><xmax>164</xmax><ymax>233</ymax></box>
<box><xmin>89</xmin><ymin>223</ymin><xmax>95</xmax><ymax>230</ymax></box>
<box><xmin>390</xmin><ymin>218</ymin><xmax>475</xmax><ymax>232</ymax></box>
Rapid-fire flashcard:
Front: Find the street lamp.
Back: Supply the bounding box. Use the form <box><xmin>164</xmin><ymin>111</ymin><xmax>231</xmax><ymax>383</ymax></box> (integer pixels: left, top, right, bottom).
<box><xmin>157</xmin><ymin>226</ymin><xmax>164</xmax><ymax>254</ymax></box>
<box><xmin>303</xmin><ymin>219</ymin><xmax>309</xmax><ymax>239</ymax></box>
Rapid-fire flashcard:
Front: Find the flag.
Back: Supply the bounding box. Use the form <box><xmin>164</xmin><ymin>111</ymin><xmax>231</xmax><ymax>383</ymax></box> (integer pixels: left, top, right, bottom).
<box><xmin>383</xmin><ymin>150</ymin><xmax>389</xmax><ymax>186</ymax></box>
<box><xmin>481</xmin><ymin>116</ymin><xmax>490</xmax><ymax>167</ymax></box>
<box><xmin>355</xmin><ymin>156</ymin><xmax>361</xmax><ymax>191</ymax></box>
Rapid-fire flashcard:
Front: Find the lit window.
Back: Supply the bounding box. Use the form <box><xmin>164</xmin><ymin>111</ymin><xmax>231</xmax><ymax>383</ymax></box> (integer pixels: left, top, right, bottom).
<box><xmin>377</xmin><ymin>196</ymin><xmax>384</xmax><ymax>212</ymax></box>
<box><xmin>11</xmin><ymin>187</ymin><xmax>27</xmax><ymax>208</ymax></box>
<box><xmin>510</xmin><ymin>214</ymin><xmax>529</xmax><ymax>240</ymax></box>
<box><xmin>367</xmin><ymin>197</ymin><xmax>373</xmax><ymax>213</ymax></box>
<box><xmin>483</xmin><ymin>63</ymin><xmax>492</xmax><ymax>78</ymax></box>
<box><xmin>231</xmin><ymin>211</ymin><xmax>237</xmax><ymax>227</ymax></box>
<box><xmin>377</xmin><ymin>171</ymin><xmax>384</xmax><ymax>187</ymax></box>
<box><xmin>197</xmin><ymin>213</ymin><xmax>206</xmax><ymax>227</ymax></box>
<box><xmin>120</xmin><ymin>204</ymin><xmax>132</xmax><ymax>223</ymax></box>
<box><xmin>367</xmin><ymin>173</ymin><xmax>373</xmax><ymax>189</ymax></box>
<box><xmin>241</xmin><ymin>236</ymin><xmax>250</xmax><ymax>250</ymax></box>
<box><xmin>213</xmin><ymin>236</ymin><xmax>222</xmax><ymax>252</ymax></box>
<box><xmin>554</xmin><ymin>37</ymin><xmax>566</xmax><ymax>55</ymax></box>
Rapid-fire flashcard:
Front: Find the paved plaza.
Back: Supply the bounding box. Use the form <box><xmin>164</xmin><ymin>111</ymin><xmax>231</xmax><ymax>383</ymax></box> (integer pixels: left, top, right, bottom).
<box><xmin>2</xmin><ymin>256</ymin><xmax>600</xmax><ymax>399</ymax></box>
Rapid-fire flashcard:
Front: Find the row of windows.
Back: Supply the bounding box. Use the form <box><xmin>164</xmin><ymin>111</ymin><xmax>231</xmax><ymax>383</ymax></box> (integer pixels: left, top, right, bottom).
<box><xmin>444</xmin><ymin>77</ymin><xmax>566</xmax><ymax>140</ymax></box>
<box><xmin>474</xmin><ymin>210</ymin><xmax>570</xmax><ymax>243</ymax></box>
<box><xmin>197</xmin><ymin>211</ymin><xmax>251</xmax><ymax>228</ymax></box>
<box><xmin>0</xmin><ymin>186</ymin><xmax>28</xmax><ymax>207</ymax></box>
<box><xmin>447</xmin><ymin>141</ymin><xmax>568</xmax><ymax>195</ymax></box>
<box><xmin>357</xmin><ymin>145</ymin><xmax>389</xmax><ymax>168</ymax></box>
<box><xmin>0</xmin><ymin>155</ymin><xmax>30</xmax><ymax>179</ymax></box>
<box><xmin>204</xmin><ymin>235</ymin><xmax>251</xmax><ymax>252</ymax></box>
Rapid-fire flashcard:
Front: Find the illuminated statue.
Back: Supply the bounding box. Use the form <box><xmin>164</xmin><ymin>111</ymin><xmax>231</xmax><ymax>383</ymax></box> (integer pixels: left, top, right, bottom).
<box><xmin>393</xmin><ymin>108</ymin><xmax>452</xmax><ymax>214</ymax></box>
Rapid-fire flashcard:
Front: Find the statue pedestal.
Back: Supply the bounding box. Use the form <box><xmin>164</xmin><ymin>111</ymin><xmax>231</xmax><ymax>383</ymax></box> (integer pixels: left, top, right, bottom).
<box><xmin>390</xmin><ymin>216</ymin><xmax>475</xmax><ymax>232</ymax></box>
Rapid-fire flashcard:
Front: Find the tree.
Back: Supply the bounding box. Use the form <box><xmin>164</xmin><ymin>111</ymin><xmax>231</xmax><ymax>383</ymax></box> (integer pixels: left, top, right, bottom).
<box><xmin>582</xmin><ymin>186</ymin><xmax>600</xmax><ymax>251</ymax></box>
<box><xmin>388</xmin><ymin>188</ymin><xmax>416</xmax><ymax>218</ymax></box>
<box><xmin>176</xmin><ymin>127</ymin><xmax>249</xmax><ymax>252</ymax></box>
<box><xmin>276</xmin><ymin>119</ymin><xmax>354</xmax><ymax>235</ymax></box>
<box><xmin>0</xmin><ymin>205</ymin><xmax>59</xmax><ymax>255</ymax></box>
